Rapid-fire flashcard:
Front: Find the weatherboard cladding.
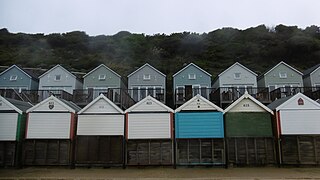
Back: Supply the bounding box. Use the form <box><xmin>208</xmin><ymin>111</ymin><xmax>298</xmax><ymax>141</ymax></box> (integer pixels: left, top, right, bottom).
<box><xmin>0</xmin><ymin>65</ymin><xmax>39</xmax><ymax>90</ymax></box>
<box><xmin>83</xmin><ymin>64</ymin><xmax>121</xmax><ymax>89</ymax></box>
<box><xmin>303</xmin><ymin>64</ymin><xmax>320</xmax><ymax>87</ymax></box>
<box><xmin>213</xmin><ymin>62</ymin><xmax>257</xmax><ymax>89</ymax></box>
<box><xmin>173</xmin><ymin>63</ymin><xmax>211</xmax><ymax>90</ymax></box>
<box><xmin>258</xmin><ymin>61</ymin><xmax>303</xmax><ymax>88</ymax></box>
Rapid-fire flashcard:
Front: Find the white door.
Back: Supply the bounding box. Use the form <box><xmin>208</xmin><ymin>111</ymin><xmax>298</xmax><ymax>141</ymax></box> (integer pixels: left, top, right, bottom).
<box><xmin>128</xmin><ymin>113</ymin><xmax>171</xmax><ymax>139</ymax></box>
<box><xmin>280</xmin><ymin>109</ymin><xmax>320</xmax><ymax>135</ymax></box>
<box><xmin>77</xmin><ymin>115</ymin><xmax>124</xmax><ymax>136</ymax></box>
<box><xmin>0</xmin><ymin>113</ymin><xmax>18</xmax><ymax>141</ymax></box>
<box><xmin>27</xmin><ymin>113</ymin><xmax>71</xmax><ymax>139</ymax></box>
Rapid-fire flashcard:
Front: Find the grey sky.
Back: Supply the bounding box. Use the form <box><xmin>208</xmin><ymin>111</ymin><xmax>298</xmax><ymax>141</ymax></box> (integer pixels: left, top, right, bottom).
<box><xmin>0</xmin><ymin>0</ymin><xmax>319</xmax><ymax>36</ymax></box>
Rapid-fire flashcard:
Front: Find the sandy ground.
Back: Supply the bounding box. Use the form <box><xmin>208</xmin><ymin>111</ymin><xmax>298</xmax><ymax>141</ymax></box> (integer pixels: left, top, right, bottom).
<box><xmin>0</xmin><ymin>166</ymin><xmax>320</xmax><ymax>179</ymax></box>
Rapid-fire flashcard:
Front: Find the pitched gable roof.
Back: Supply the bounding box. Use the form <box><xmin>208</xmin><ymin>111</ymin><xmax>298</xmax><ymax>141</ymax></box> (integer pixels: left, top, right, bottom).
<box><xmin>175</xmin><ymin>94</ymin><xmax>223</xmax><ymax>112</ymax></box>
<box><xmin>0</xmin><ymin>95</ymin><xmax>33</xmax><ymax>114</ymax></box>
<box><xmin>0</xmin><ymin>65</ymin><xmax>37</xmax><ymax>79</ymax></box>
<box><xmin>218</xmin><ymin>62</ymin><xmax>257</xmax><ymax>77</ymax></box>
<box><xmin>263</xmin><ymin>61</ymin><xmax>303</xmax><ymax>77</ymax></box>
<box><xmin>125</xmin><ymin>95</ymin><xmax>173</xmax><ymax>113</ymax></box>
<box><xmin>83</xmin><ymin>64</ymin><xmax>121</xmax><ymax>78</ymax></box>
<box><xmin>39</xmin><ymin>64</ymin><xmax>76</xmax><ymax>79</ymax></box>
<box><xmin>303</xmin><ymin>64</ymin><xmax>320</xmax><ymax>77</ymax></box>
<box><xmin>224</xmin><ymin>92</ymin><xmax>273</xmax><ymax>114</ymax></box>
<box><xmin>26</xmin><ymin>95</ymin><xmax>81</xmax><ymax>113</ymax></box>
<box><xmin>127</xmin><ymin>63</ymin><xmax>166</xmax><ymax>77</ymax></box>
<box><xmin>173</xmin><ymin>63</ymin><xmax>212</xmax><ymax>77</ymax></box>
<box><xmin>78</xmin><ymin>94</ymin><xmax>124</xmax><ymax>114</ymax></box>
<box><xmin>267</xmin><ymin>93</ymin><xmax>320</xmax><ymax>111</ymax></box>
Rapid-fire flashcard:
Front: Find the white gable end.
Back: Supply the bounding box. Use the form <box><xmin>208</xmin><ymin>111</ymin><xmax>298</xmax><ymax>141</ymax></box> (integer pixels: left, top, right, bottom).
<box><xmin>82</xmin><ymin>98</ymin><xmax>121</xmax><ymax>113</ymax></box>
<box><xmin>227</xmin><ymin>98</ymin><xmax>267</xmax><ymax>112</ymax></box>
<box><xmin>278</xmin><ymin>94</ymin><xmax>320</xmax><ymax>110</ymax></box>
<box><xmin>175</xmin><ymin>95</ymin><xmax>223</xmax><ymax>112</ymax></box>
<box><xmin>0</xmin><ymin>99</ymin><xmax>15</xmax><ymax>111</ymax></box>
<box><xmin>130</xmin><ymin>99</ymin><xmax>168</xmax><ymax>112</ymax></box>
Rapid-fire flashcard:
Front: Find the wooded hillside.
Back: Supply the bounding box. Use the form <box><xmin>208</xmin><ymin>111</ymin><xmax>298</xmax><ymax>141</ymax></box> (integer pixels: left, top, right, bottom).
<box><xmin>0</xmin><ymin>24</ymin><xmax>319</xmax><ymax>78</ymax></box>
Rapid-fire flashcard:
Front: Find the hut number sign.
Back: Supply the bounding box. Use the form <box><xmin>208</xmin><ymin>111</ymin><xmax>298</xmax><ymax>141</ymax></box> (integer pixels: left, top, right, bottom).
<box><xmin>48</xmin><ymin>101</ymin><xmax>54</xmax><ymax>109</ymax></box>
<box><xmin>242</xmin><ymin>103</ymin><xmax>250</xmax><ymax>107</ymax></box>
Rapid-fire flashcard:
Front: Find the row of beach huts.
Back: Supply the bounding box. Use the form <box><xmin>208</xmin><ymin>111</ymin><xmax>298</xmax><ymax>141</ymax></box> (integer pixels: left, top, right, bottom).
<box><xmin>0</xmin><ymin>61</ymin><xmax>319</xmax><ymax>109</ymax></box>
<box><xmin>1</xmin><ymin>88</ymin><xmax>320</xmax><ymax>168</ymax></box>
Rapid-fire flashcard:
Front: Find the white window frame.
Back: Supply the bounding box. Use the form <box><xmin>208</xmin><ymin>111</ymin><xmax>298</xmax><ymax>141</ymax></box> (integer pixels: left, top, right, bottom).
<box><xmin>188</xmin><ymin>73</ymin><xmax>196</xmax><ymax>80</ymax></box>
<box><xmin>98</xmin><ymin>74</ymin><xmax>106</xmax><ymax>80</ymax></box>
<box><xmin>9</xmin><ymin>75</ymin><xmax>17</xmax><ymax>81</ymax></box>
<box><xmin>54</xmin><ymin>75</ymin><xmax>61</xmax><ymax>81</ymax></box>
<box><xmin>143</xmin><ymin>74</ymin><xmax>151</xmax><ymax>80</ymax></box>
<box><xmin>279</xmin><ymin>72</ymin><xmax>287</xmax><ymax>79</ymax></box>
<box><xmin>192</xmin><ymin>84</ymin><xmax>201</xmax><ymax>96</ymax></box>
<box><xmin>234</xmin><ymin>72</ymin><xmax>241</xmax><ymax>80</ymax></box>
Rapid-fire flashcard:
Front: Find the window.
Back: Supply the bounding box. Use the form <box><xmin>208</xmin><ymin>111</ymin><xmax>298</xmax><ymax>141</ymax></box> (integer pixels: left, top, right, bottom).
<box><xmin>10</xmin><ymin>75</ymin><xmax>17</xmax><ymax>81</ymax></box>
<box><xmin>143</xmin><ymin>74</ymin><xmax>151</xmax><ymax>80</ymax></box>
<box><xmin>269</xmin><ymin>85</ymin><xmax>276</xmax><ymax>91</ymax></box>
<box><xmin>234</xmin><ymin>73</ymin><xmax>241</xmax><ymax>79</ymax></box>
<box><xmin>132</xmin><ymin>87</ymin><xmax>139</xmax><ymax>102</ymax></box>
<box><xmin>140</xmin><ymin>87</ymin><xmax>146</xmax><ymax>99</ymax></box>
<box><xmin>279</xmin><ymin>72</ymin><xmax>287</xmax><ymax>78</ymax></box>
<box><xmin>188</xmin><ymin>74</ymin><xmax>196</xmax><ymax>80</ymax></box>
<box><xmin>54</xmin><ymin>75</ymin><xmax>61</xmax><ymax>81</ymax></box>
<box><xmin>98</xmin><ymin>74</ymin><xmax>106</xmax><ymax>80</ymax></box>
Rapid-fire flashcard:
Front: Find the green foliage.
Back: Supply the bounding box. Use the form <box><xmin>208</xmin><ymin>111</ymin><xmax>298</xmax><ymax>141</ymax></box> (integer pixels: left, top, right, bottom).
<box><xmin>0</xmin><ymin>25</ymin><xmax>320</xmax><ymax>77</ymax></box>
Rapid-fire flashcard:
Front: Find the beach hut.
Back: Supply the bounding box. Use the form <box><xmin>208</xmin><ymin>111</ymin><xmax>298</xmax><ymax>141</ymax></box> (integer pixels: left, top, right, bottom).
<box><xmin>268</xmin><ymin>93</ymin><xmax>320</xmax><ymax>165</ymax></box>
<box><xmin>75</xmin><ymin>94</ymin><xmax>125</xmax><ymax>166</ymax></box>
<box><xmin>23</xmin><ymin>95</ymin><xmax>81</xmax><ymax>166</ymax></box>
<box><xmin>224</xmin><ymin>92</ymin><xmax>276</xmax><ymax>166</ymax></box>
<box><xmin>125</xmin><ymin>95</ymin><xmax>174</xmax><ymax>165</ymax></box>
<box><xmin>0</xmin><ymin>96</ymin><xmax>32</xmax><ymax>167</ymax></box>
<box><xmin>174</xmin><ymin>94</ymin><xmax>225</xmax><ymax>166</ymax></box>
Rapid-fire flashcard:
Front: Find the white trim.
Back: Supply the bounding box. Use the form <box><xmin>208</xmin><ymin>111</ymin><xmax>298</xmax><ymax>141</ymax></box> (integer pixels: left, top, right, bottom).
<box><xmin>98</xmin><ymin>74</ymin><xmax>106</xmax><ymax>80</ymax></box>
<box><xmin>143</xmin><ymin>74</ymin><xmax>151</xmax><ymax>80</ymax></box>
<box><xmin>223</xmin><ymin>91</ymin><xmax>274</xmax><ymax>114</ymax></box>
<box><xmin>173</xmin><ymin>63</ymin><xmax>212</xmax><ymax>77</ymax></box>
<box><xmin>175</xmin><ymin>94</ymin><xmax>223</xmax><ymax>113</ymax></box>
<box><xmin>279</xmin><ymin>72</ymin><xmax>287</xmax><ymax>79</ymax></box>
<box><xmin>127</xmin><ymin>63</ymin><xmax>166</xmax><ymax>77</ymax></box>
<box><xmin>188</xmin><ymin>73</ymin><xmax>196</xmax><ymax>80</ymax></box>
<box><xmin>218</xmin><ymin>62</ymin><xmax>258</xmax><ymax>77</ymax></box>
<box><xmin>0</xmin><ymin>96</ymin><xmax>23</xmax><ymax>114</ymax></box>
<box><xmin>39</xmin><ymin>64</ymin><xmax>76</xmax><ymax>79</ymax></box>
<box><xmin>0</xmin><ymin>65</ymin><xmax>32</xmax><ymax>79</ymax></box>
<box><xmin>78</xmin><ymin>94</ymin><xmax>124</xmax><ymax>114</ymax></box>
<box><xmin>9</xmin><ymin>75</ymin><xmax>18</xmax><ymax>81</ymax></box>
<box><xmin>54</xmin><ymin>74</ymin><xmax>61</xmax><ymax>81</ymax></box>
<box><xmin>26</xmin><ymin>95</ymin><xmax>76</xmax><ymax>113</ymax></box>
<box><xmin>275</xmin><ymin>93</ymin><xmax>320</xmax><ymax>111</ymax></box>
<box><xmin>125</xmin><ymin>95</ymin><xmax>173</xmax><ymax>113</ymax></box>
<box><xmin>264</xmin><ymin>61</ymin><xmax>303</xmax><ymax>76</ymax></box>
<box><xmin>83</xmin><ymin>64</ymin><xmax>121</xmax><ymax>78</ymax></box>
<box><xmin>234</xmin><ymin>72</ymin><xmax>241</xmax><ymax>79</ymax></box>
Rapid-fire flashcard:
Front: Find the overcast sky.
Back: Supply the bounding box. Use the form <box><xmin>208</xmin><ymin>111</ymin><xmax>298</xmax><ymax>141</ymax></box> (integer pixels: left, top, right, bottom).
<box><xmin>0</xmin><ymin>0</ymin><xmax>319</xmax><ymax>36</ymax></box>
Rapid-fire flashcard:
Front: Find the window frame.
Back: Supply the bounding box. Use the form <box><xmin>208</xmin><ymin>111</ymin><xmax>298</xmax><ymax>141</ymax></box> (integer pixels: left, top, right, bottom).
<box><xmin>9</xmin><ymin>75</ymin><xmax>18</xmax><ymax>81</ymax></box>
<box><xmin>279</xmin><ymin>72</ymin><xmax>287</xmax><ymax>79</ymax></box>
<box><xmin>143</xmin><ymin>74</ymin><xmax>151</xmax><ymax>80</ymax></box>
<box><xmin>234</xmin><ymin>72</ymin><xmax>241</xmax><ymax>80</ymax></box>
<box><xmin>188</xmin><ymin>73</ymin><xmax>196</xmax><ymax>80</ymax></box>
<box><xmin>98</xmin><ymin>74</ymin><xmax>106</xmax><ymax>81</ymax></box>
<box><xmin>54</xmin><ymin>74</ymin><xmax>61</xmax><ymax>81</ymax></box>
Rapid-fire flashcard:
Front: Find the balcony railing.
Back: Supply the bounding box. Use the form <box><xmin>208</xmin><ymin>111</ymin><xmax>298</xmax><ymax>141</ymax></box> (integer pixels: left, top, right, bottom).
<box><xmin>73</xmin><ymin>88</ymin><xmax>135</xmax><ymax>109</ymax></box>
<box><xmin>0</xmin><ymin>89</ymin><xmax>25</xmax><ymax>101</ymax></box>
<box><xmin>174</xmin><ymin>87</ymin><xmax>215</xmax><ymax>106</ymax></box>
<box><xmin>270</xmin><ymin>87</ymin><xmax>320</xmax><ymax>101</ymax></box>
<box><xmin>211</xmin><ymin>87</ymin><xmax>271</xmax><ymax>107</ymax></box>
<box><xmin>21</xmin><ymin>90</ymin><xmax>73</xmax><ymax>104</ymax></box>
<box><xmin>127</xmin><ymin>88</ymin><xmax>165</xmax><ymax>104</ymax></box>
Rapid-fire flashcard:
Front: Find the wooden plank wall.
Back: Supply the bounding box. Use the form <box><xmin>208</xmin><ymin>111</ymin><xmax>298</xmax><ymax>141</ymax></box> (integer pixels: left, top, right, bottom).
<box><xmin>227</xmin><ymin>137</ymin><xmax>276</xmax><ymax>166</ymax></box>
<box><xmin>22</xmin><ymin>139</ymin><xmax>72</xmax><ymax>166</ymax></box>
<box><xmin>176</xmin><ymin>138</ymin><xmax>225</xmax><ymax>165</ymax></box>
<box><xmin>126</xmin><ymin>139</ymin><xmax>173</xmax><ymax>165</ymax></box>
<box><xmin>75</xmin><ymin>136</ymin><xmax>123</xmax><ymax>166</ymax></box>
<box><xmin>0</xmin><ymin>141</ymin><xmax>16</xmax><ymax>167</ymax></box>
<box><xmin>281</xmin><ymin>135</ymin><xmax>320</xmax><ymax>165</ymax></box>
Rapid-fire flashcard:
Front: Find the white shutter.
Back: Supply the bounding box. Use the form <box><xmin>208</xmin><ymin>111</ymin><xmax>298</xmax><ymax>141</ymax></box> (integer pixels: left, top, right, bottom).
<box><xmin>27</xmin><ymin>113</ymin><xmax>71</xmax><ymax>139</ymax></box>
<box><xmin>128</xmin><ymin>113</ymin><xmax>171</xmax><ymax>139</ymax></box>
<box><xmin>0</xmin><ymin>113</ymin><xmax>18</xmax><ymax>141</ymax></box>
<box><xmin>77</xmin><ymin>115</ymin><xmax>124</xmax><ymax>135</ymax></box>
